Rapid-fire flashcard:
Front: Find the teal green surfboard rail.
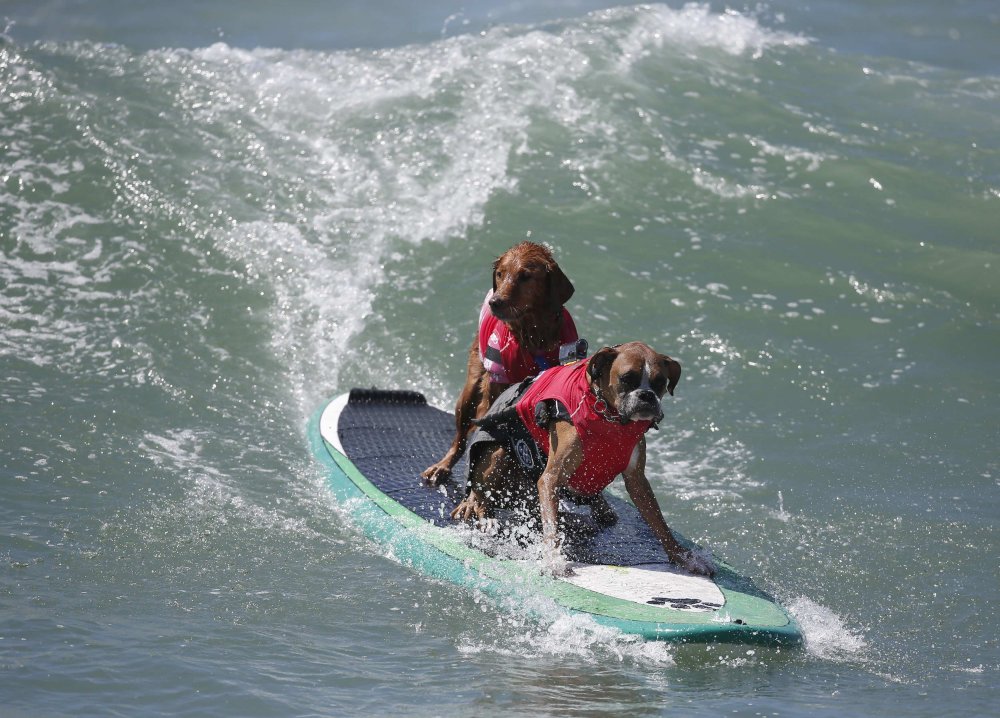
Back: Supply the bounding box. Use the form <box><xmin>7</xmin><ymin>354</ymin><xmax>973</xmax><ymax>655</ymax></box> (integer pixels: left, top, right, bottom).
<box><xmin>308</xmin><ymin>401</ymin><xmax>802</xmax><ymax>646</ymax></box>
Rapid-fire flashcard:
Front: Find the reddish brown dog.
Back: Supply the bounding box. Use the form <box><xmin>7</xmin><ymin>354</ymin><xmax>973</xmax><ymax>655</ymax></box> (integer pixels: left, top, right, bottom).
<box><xmin>421</xmin><ymin>242</ymin><xmax>577</xmax><ymax>484</ymax></box>
<box><xmin>451</xmin><ymin>341</ymin><xmax>715</xmax><ymax>576</ymax></box>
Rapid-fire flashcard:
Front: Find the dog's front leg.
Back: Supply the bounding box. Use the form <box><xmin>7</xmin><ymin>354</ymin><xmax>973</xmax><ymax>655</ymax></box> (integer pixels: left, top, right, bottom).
<box><xmin>537</xmin><ymin>422</ymin><xmax>583</xmax><ymax>573</ymax></box>
<box><xmin>622</xmin><ymin>438</ymin><xmax>716</xmax><ymax>576</ymax></box>
<box><xmin>423</xmin><ymin>345</ymin><xmax>490</xmax><ymax>485</ymax></box>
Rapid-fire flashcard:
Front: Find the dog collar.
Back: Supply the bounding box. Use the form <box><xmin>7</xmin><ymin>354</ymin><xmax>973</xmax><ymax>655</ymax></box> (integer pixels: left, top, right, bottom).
<box><xmin>589</xmin><ymin>382</ymin><xmax>625</xmax><ymax>424</ymax></box>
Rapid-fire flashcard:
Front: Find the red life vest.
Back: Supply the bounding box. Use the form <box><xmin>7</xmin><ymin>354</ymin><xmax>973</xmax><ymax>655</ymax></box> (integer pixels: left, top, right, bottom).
<box><xmin>514</xmin><ymin>360</ymin><xmax>652</xmax><ymax>495</ymax></box>
<box><xmin>477</xmin><ymin>291</ymin><xmax>579</xmax><ymax>384</ymax></box>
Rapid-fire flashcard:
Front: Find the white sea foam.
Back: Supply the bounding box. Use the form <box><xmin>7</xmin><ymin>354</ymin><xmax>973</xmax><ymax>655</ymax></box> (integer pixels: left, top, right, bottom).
<box><xmin>215</xmin><ymin>220</ymin><xmax>376</xmax><ymax>406</ymax></box>
<box><xmin>692</xmin><ymin>168</ymin><xmax>767</xmax><ymax>199</ymax></box>
<box><xmin>751</xmin><ymin>136</ymin><xmax>829</xmax><ymax>172</ymax></box>
<box><xmin>598</xmin><ymin>3</ymin><xmax>809</xmax><ymax>70</ymax></box>
<box><xmin>187</xmin><ymin>35</ymin><xmax>578</xmax><ymax>404</ymax></box>
<box><xmin>457</xmin><ymin>602</ymin><xmax>676</xmax><ymax>667</ymax></box>
<box><xmin>184</xmin><ymin>35</ymin><xmax>534</xmax><ymax>246</ymax></box>
<box><xmin>788</xmin><ymin>595</ymin><xmax>868</xmax><ymax>661</ymax></box>
<box><xmin>355</xmin><ymin>510</ymin><xmax>677</xmax><ymax>667</ymax></box>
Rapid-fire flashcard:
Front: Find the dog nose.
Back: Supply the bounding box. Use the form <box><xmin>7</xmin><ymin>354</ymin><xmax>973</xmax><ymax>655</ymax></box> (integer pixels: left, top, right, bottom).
<box><xmin>489</xmin><ymin>296</ymin><xmax>506</xmax><ymax>312</ymax></box>
<box><xmin>637</xmin><ymin>389</ymin><xmax>658</xmax><ymax>403</ymax></box>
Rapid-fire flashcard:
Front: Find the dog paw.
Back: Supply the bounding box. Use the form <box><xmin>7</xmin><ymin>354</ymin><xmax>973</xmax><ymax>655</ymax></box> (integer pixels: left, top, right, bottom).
<box><xmin>421</xmin><ymin>464</ymin><xmax>452</xmax><ymax>485</ymax></box>
<box><xmin>474</xmin><ymin>516</ymin><xmax>499</xmax><ymax>534</ymax></box>
<box><xmin>676</xmin><ymin>548</ymin><xmax>716</xmax><ymax>577</ymax></box>
<box><xmin>450</xmin><ymin>493</ymin><xmax>490</xmax><ymax>524</ymax></box>
<box><xmin>449</xmin><ymin>500</ymin><xmax>473</xmax><ymax>522</ymax></box>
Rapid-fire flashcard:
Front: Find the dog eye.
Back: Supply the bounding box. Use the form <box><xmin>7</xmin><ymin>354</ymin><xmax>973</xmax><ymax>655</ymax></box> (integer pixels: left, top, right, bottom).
<box><xmin>619</xmin><ymin>371</ymin><xmax>639</xmax><ymax>388</ymax></box>
<box><xmin>518</xmin><ymin>270</ymin><xmax>531</xmax><ymax>283</ymax></box>
<box><xmin>650</xmin><ymin>376</ymin><xmax>667</xmax><ymax>394</ymax></box>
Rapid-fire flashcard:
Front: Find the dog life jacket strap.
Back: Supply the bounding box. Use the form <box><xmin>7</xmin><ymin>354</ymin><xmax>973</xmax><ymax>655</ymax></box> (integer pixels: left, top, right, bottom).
<box><xmin>533</xmin><ymin>398</ymin><xmax>572</xmax><ymax>429</ymax></box>
<box><xmin>465</xmin><ymin>377</ymin><xmax>547</xmax><ymax>488</ymax></box>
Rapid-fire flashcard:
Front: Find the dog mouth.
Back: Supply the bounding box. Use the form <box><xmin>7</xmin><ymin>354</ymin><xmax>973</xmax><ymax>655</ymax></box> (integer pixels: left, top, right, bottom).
<box><xmin>618</xmin><ymin>392</ymin><xmax>664</xmax><ymax>424</ymax></box>
<box><xmin>625</xmin><ymin>406</ymin><xmax>664</xmax><ymax>423</ymax></box>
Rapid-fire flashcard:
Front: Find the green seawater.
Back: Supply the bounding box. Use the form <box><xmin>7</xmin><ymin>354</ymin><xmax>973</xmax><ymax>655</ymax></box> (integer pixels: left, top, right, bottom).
<box><xmin>1</xmin><ymin>2</ymin><xmax>997</xmax><ymax>716</ymax></box>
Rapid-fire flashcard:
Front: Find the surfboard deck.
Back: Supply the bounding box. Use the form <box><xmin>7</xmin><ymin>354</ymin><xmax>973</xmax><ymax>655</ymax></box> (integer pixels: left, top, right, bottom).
<box><xmin>308</xmin><ymin>388</ymin><xmax>802</xmax><ymax>646</ymax></box>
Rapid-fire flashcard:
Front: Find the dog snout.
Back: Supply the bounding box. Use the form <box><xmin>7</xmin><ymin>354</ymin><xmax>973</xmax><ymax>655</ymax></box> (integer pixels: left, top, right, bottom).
<box><xmin>639</xmin><ymin>391</ymin><xmax>664</xmax><ymax>419</ymax></box>
<box><xmin>637</xmin><ymin>389</ymin><xmax>658</xmax><ymax>404</ymax></box>
<box><xmin>489</xmin><ymin>292</ymin><xmax>517</xmax><ymax>320</ymax></box>
<box><xmin>619</xmin><ymin>389</ymin><xmax>664</xmax><ymax>423</ymax></box>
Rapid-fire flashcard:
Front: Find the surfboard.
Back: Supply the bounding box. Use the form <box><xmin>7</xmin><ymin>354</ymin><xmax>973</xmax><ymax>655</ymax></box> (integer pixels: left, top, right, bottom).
<box><xmin>308</xmin><ymin>388</ymin><xmax>802</xmax><ymax>646</ymax></box>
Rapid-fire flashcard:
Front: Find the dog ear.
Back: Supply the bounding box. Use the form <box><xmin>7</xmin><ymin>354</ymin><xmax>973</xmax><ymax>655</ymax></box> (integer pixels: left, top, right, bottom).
<box><xmin>547</xmin><ymin>263</ymin><xmax>574</xmax><ymax>306</ymax></box>
<box><xmin>588</xmin><ymin>346</ymin><xmax>618</xmax><ymax>383</ymax></box>
<box><xmin>661</xmin><ymin>355</ymin><xmax>682</xmax><ymax>396</ymax></box>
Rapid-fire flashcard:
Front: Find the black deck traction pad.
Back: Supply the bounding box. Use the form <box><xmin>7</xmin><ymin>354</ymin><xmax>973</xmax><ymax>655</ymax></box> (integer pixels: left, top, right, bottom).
<box><xmin>338</xmin><ymin>388</ymin><xmax>668</xmax><ymax>565</ymax></box>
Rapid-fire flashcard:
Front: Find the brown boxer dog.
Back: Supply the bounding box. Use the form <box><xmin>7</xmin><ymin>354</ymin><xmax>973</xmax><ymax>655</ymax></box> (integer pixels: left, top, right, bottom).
<box><xmin>451</xmin><ymin>341</ymin><xmax>714</xmax><ymax>576</ymax></box>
